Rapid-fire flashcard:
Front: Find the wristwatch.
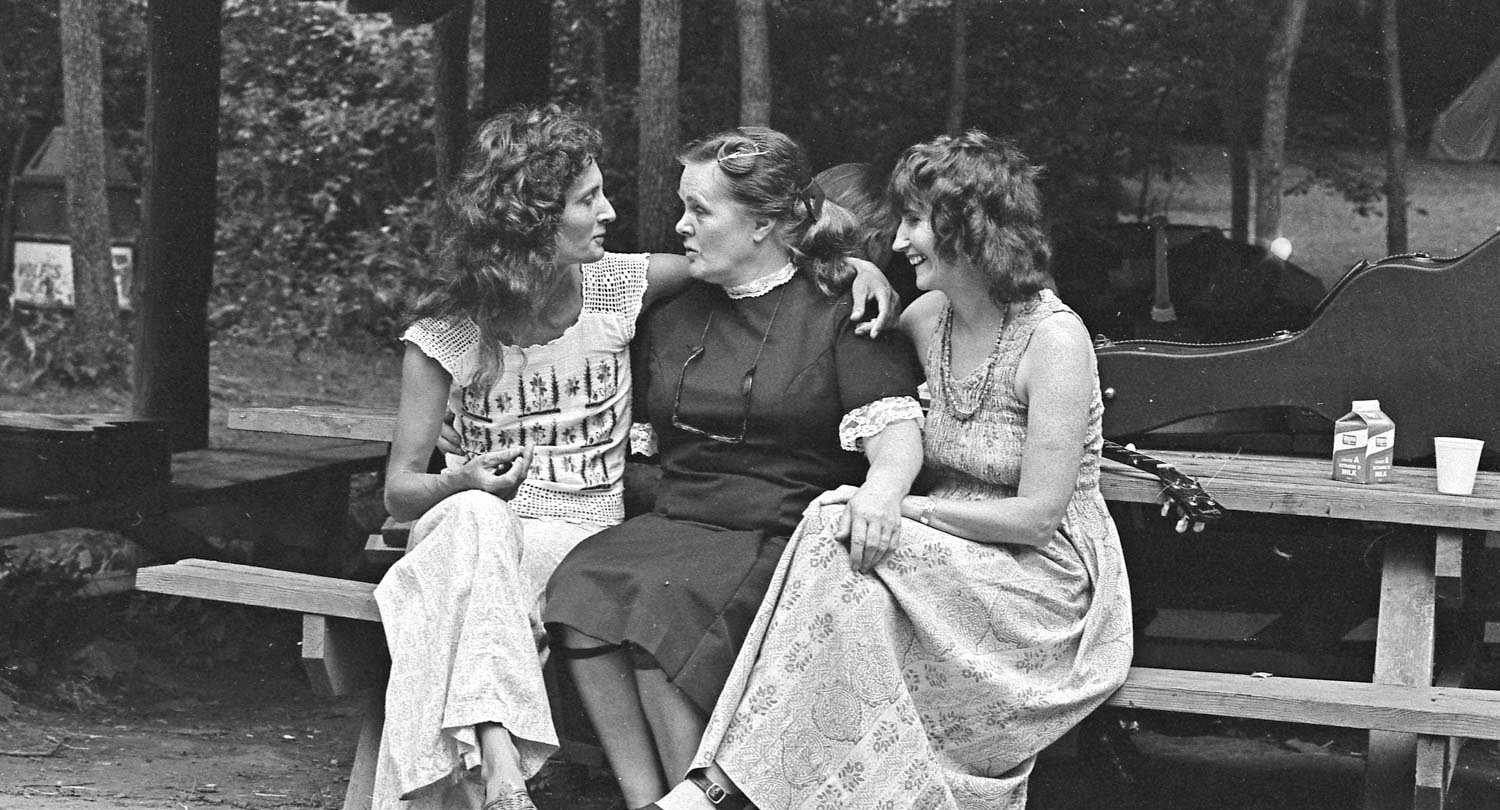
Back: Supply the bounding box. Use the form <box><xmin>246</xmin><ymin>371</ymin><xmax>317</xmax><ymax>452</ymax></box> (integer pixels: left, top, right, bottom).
<box><xmin>914</xmin><ymin>496</ymin><xmax>937</xmax><ymax>526</ymax></box>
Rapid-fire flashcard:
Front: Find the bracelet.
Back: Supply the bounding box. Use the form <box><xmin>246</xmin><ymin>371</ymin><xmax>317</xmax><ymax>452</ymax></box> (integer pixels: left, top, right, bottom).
<box><xmin>915</xmin><ymin>496</ymin><xmax>937</xmax><ymax>526</ymax></box>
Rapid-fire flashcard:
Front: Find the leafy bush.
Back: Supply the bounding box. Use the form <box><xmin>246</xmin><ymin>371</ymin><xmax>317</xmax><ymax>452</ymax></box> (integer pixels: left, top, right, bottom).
<box><xmin>212</xmin><ymin>0</ymin><xmax>438</xmax><ymax>346</ymax></box>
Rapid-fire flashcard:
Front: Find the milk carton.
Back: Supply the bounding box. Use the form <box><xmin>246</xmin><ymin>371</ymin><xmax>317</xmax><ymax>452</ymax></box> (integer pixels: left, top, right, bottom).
<box><xmin>1332</xmin><ymin>399</ymin><xmax>1395</xmax><ymax>484</ymax></box>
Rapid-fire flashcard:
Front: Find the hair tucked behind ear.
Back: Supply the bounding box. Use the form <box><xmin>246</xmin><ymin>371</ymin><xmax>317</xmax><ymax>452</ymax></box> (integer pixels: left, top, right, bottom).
<box><xmin>407</xmin><ymin>104</ymin><xmax>602</xmax><ymax>385</ymax></box>
<box><xmin>889</xmin><ymin>130</ymin><xmax>1052</xmax><ymax>305</ymax></box>
<box><xmin>678</xmin><ymin>127</ymin><xmax>862</xmax><ymax>296</ymax></box>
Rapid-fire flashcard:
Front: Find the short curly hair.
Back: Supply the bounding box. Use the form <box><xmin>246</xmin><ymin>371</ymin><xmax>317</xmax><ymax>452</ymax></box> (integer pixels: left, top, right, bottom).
<box><xmin>410</xmin><ymin>105</ymin><xmax>602</xmax><ymax>376</ymax></box>
<box><xmin>889</xmin><ymin>130</ymin><xmax>1052</xmax><ymax>304</ymax></box>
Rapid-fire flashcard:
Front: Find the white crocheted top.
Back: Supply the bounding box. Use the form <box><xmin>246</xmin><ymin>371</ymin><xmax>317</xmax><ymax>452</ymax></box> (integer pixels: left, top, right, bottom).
<box><xmin>402</xmin><ymin>252</ymin><xmax>651</xmax><ymax>526</ymax></box>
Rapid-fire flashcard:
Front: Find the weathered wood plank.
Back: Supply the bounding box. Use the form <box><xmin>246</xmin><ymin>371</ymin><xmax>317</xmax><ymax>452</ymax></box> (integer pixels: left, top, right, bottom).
<box><xmin>1364</xmin><ymin>534</ymin><xmax>1438</xmax><ymax>810</ymax></box>
<box><xmin>135</xmin><ymin>560</ymin><xmax>380</xmax><ymax>621</ymax></box>
<box><xmin>1101</xmin><ymin>450</ymin><xmax>1500</xmax><ymax>531</ymax></box>
<box><xmin>1105</xmin><ymin>668</ymin><xmax>1500</xmax><ymax>740</ymax></box>
<box><xmin>1434</xmin><ymin>528</ymin><xmax>1465</xmax><ymax>606</ymax></box>
<box><xmin>342</xmin><ymin>688</ymin><xmax>384</xmax><ymax>810</ymax></box>
<box><xmin>301</xmin><ymin>614</ymin><xmax>389</xmax><ymax>698</ymax></box>
<box><xmin>228</xmin><ymin>406</ymin><xmax>397</xmax><ymax>443</ymax></box>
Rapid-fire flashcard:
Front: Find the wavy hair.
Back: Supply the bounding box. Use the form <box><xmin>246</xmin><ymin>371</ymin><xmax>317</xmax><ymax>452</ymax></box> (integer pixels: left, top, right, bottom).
<box><xmin>678</xmin><ymin>127</ymin><xmax>860</xmax><ymax>295</ymax></box>
<box><xmin>408</xmin><ymin>105</ymin><xmax>602</xmax><ymax>383</ymax></box>
<box><xmin>889</xmin><ymin>130</ymin><xmax>1052</xmax><ymax>304</ymax></box>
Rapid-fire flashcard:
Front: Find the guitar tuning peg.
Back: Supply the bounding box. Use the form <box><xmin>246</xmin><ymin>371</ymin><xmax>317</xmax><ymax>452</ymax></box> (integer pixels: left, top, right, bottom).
<box><xmin>1160</xmin><ymin>501</ymin><xmax>1172</xmax><ymax>518</ymax></box>
<box><xmin>1175</xmin><ymin>515</ymin><xmax>1190</xmax><ymax>534</ymax></box>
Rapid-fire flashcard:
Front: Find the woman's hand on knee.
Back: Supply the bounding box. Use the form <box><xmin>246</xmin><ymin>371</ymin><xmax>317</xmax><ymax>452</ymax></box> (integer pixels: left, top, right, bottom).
<box><xmin>816</xmin><ymin>483</ymin><xmax>903</xmax><ymax>573</ymax></box>
<box><xmin>457</xmin><ymin>447</ymin><xmax>532</xmax><ymax>499</ymax></box>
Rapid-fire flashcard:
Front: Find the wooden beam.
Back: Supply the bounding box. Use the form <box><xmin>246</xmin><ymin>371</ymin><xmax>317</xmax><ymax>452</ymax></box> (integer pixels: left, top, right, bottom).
<box><xmin>134</xmin><ymin>0</ymin><xmax>223</xmax><ymax>450</ymax></box>
<box><xmin>134</xmin><ymin>559</ymin><xmax>380</xmax><ymax>621</ymax></box>
<box><xmin>1365</xmin><ymin>533</ymin><xmax>1437</xmax><ymax>810</ymax></box>
<box><xmin>1105</xmin><ymin>667</ymin><xmax>1500</xmax><ymax>740</ymax></box>
<box><xmin>301</xmin><ymin>614</ymin><xmax>389</xmax><ymax>697</ymax></box>
<box><xmin>483</xmin><ymin>0</ymin><xmax>551</xmax><ymax>116</ymax></box>
<box><xmin>227</xmin><ymin>406</ymin><xmax>396</xmax><ymax>443</ymax></box>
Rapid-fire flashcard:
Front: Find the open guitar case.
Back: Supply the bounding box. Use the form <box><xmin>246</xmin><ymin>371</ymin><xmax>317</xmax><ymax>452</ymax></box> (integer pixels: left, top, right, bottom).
<box><xmin>1086</xmin><ymin>229</ymin><xmax>1500</xmax><ymax>684</ymax></box>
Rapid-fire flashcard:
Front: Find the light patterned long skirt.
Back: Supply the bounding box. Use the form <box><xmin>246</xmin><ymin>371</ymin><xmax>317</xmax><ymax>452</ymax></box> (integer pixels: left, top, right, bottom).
<box><xmin>692</xmin><ymin>501</ymin><xmax>1133</xmax><ymax>810</ymax></box>
<box><xmin>372</xmin><ymin>490</ymin><xmax>607</xmax><ymax>809</ymax></box>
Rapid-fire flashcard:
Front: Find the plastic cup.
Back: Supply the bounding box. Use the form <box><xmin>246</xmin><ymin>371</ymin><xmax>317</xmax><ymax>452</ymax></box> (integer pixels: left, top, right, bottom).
<box><xmin>1433</xmin><ymin>437</ymin><xmax>1485</xmax><ymax>495</ymax></box>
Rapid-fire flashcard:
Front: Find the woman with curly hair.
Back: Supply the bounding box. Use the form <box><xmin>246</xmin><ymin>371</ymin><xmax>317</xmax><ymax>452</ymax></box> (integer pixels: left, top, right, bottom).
<box><xmin>647</xmin><ymin>130</ymin><xmax>1134</xmax><ymax>810</ymax></box>
<box><xmin>372</xmin><ymin>107</ymin><xmax>897</xmax><ymax>810</ymax></box>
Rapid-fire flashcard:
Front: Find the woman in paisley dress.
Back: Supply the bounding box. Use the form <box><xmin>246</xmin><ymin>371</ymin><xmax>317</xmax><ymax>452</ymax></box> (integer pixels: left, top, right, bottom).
<box><xmin>373</xmin><ymin>107</ymin><xmax>898</xmax><ymax>810</ymax></box>
<box><xmin>648</xmin><ymin>131</ymin><xmax>1135</xmax><ymax>810</ymax></box>
<box><xmin>542</xmin><ymin>127</ymin><xmax>926</xmax><ymax>810</ymax></box>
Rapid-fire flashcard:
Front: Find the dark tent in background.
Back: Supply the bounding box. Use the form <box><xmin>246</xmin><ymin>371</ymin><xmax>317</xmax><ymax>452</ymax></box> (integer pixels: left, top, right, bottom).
<box><xmin>1428</xmin><ymin>53</ymin><xmax>1500</xmax><ymax>162</ymax></box>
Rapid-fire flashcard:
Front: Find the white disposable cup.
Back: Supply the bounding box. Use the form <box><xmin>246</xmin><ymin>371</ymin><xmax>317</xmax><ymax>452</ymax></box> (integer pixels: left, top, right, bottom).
<box><xmin>1433</xmin><ymin>437</ymin><xmax>1485</xmax><ymax>495</ymax></box>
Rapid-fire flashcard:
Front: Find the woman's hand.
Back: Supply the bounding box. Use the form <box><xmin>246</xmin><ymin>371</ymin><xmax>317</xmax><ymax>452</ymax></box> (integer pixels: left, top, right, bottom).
<box><xmin>436</xmin><ymin>412</ymin><xmax>463</xmax><ymax>455</ymax></box>
<box><xmin>455</xmin><ymin>447</ymin><xmax>532</xmax><ymax>500</ymax></box>
<box><xmin>847</xmin><ymin>257</ymin><xmax>901</xmax><ymax>338</ymax></box>
<box><xmin>816</xmin><ymin>482</ymin><xmax>906</xmax><ymax>573</ymax></box>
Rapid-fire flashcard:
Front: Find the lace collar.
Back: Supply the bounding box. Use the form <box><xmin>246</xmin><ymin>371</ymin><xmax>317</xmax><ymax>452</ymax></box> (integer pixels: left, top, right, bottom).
<box><xmin>724</xmin><ymin>262</ymin><xmax>797</xmax><ymax>299</ymax></box>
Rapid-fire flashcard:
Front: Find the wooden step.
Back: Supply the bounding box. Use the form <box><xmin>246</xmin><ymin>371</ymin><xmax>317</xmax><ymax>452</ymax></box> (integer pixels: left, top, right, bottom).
<box><xmin>1106</xmin><ymin>667</ymin><xmax>1500</xmax><ymax>740</ymax></box>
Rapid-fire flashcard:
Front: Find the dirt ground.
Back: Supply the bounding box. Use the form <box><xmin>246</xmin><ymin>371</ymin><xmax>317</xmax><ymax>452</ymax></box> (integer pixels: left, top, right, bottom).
<box><xmin>3</xmin><ymin>594</ymin><xmax>1499</xmax><ymax>810</ymax></box>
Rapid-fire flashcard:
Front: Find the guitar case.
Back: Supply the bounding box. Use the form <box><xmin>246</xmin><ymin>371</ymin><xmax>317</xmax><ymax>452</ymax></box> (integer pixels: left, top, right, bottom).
<box><xmin>1096</xmin><ymin>230</ymin><xmax>1500</xmax><ymax>466</ymax></box>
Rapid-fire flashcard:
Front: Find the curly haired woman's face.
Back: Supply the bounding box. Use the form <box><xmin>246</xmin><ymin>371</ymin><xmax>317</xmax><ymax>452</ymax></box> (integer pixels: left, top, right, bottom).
<box><xmin>893</xmin><ymin>208</ymin><xmax>952</xmax><ymax>292</ymax></box>
<box><xmin>554</xmin><ymin>161</ymin><xmax>615</xmax><ymax>267</ymax></box>
<box><xmin>675</xmin><ymin>161</ymin><xmax>765</xmax><ymax>285</ymax></box>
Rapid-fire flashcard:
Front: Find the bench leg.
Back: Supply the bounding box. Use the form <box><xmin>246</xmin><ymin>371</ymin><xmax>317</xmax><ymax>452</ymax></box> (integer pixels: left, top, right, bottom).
<box><xmin>344</xmin><ymin>686</ymin><xmax>385</xmax><ymax>810</ymax></box>
<box><xmin>1363</xmin><ymin>532</ymin><xmax>1437</xmax><ymax>810</ymax></box>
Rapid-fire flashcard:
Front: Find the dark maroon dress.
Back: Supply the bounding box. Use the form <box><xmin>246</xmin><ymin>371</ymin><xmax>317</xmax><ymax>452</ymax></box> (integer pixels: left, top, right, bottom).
<box><xmin>543</xmin><ymin>271</ymin><xmax>920</xmax><ymax>712</ymax></box>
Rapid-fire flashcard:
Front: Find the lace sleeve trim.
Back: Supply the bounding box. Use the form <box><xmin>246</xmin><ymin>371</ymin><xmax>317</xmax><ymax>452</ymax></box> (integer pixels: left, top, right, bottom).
<box><xmin>402</xmin><ymin>317</ymin><xmax>480</xmax><ymax>385</ymax></box>
<box><xmin>629</xmin><ymin>422</ymin><xmax>658</xmax><ymax>458</ymax></box>
<box><xmin>839</xmin><ymin>396</ymin><xmax>925</xmax><ymax>452</ymax></box>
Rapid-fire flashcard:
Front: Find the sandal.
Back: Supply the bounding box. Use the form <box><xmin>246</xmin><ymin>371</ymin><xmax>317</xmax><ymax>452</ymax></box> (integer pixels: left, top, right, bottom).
<box><xmin>482</xmin><ymin>788</ymin><xmax>537</xmax><ymax>810</ymax></box>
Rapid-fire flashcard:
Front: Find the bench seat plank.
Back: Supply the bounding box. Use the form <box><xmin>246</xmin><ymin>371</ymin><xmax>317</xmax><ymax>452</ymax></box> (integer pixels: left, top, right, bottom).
<box><xmin>229</xmin><ymin>406</ymin><xmax>397</xmax><ymax>444</ymax></box>
<box><xmin>1101</xmin><ymin>451</ymin><xmax>1500</xmax><ymax>531</ymax></box>
<box><xmin>1106</xmin><ymin>667</ymin><xmax>1500</xmax><ymax>740</ymax></box>
<box><xmin>135</xmin><ymin>559</ymin><xmax>379</xmax><ymax>622</ymax></box>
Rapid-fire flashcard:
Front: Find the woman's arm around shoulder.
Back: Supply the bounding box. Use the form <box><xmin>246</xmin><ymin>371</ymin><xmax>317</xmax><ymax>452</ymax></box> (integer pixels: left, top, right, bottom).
<box><xmin>897</xmin><ymin>290</ymin><xmax>947</xmax><ymax>358</ymax></box>
<box><xmin>383</xmin><ymin>343</ymin><xmax>530</xmax><ymax>522</ymax></box>
<box><xmin>641</xmin><ymin>253</ymin><xmax>692</xmax><ymax>311</ymax></box>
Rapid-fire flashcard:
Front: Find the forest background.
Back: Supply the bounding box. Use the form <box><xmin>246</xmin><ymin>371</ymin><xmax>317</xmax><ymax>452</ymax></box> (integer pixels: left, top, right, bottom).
<box><xmin>1</xmin><ymin>0</ymin><xmax>1499</xmax><ymax>373</ymax></box>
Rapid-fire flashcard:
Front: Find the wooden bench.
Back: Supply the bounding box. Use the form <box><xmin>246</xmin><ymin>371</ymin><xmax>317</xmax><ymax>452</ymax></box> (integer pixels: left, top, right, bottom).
<box><xmin>133</xmin><ymin>557</ymin><xmax>1500</xmax><ymax>810</ymax></box>
<box><xmin>135</xmin><ymin>406</ymin><xmax>1500</xmax><ymax>810</ymax></box>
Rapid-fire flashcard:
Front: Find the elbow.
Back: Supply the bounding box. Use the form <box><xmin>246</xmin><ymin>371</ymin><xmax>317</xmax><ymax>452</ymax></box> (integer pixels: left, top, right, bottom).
<box><xmin>384</xmin><ymin>490</ymin><xmax>420</xmax><ymax>524</ymax></box>
<box><xmin>1020</xmin><ymin>514</ymin><xmax>1064</xmax><ymax>548</ymax></box>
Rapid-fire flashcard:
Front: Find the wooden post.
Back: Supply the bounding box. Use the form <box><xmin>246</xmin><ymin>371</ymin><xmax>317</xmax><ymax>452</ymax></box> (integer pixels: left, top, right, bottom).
<box><xmin>483</xmin><ymin>0</ymin><xmax>551</xmax><ymax>117</ymax></box>
<box><xmin>134</xmin><ymin>0</ymin><xmax>223</xmax><ymax>450</ymax></box>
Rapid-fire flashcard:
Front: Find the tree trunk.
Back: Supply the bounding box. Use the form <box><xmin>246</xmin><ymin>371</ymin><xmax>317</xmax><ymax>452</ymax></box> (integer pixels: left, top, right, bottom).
<box><xmin>433</xmin><ymin>0</ymin><xmax>471</xmax><ymax>202</ymax></box>
<box><xmin>735</xmin><ymin>0</ymin><xmax>770</xmax><ymax>127</ymax></box>
<box><xmin>60</xmin><ymin>0</ymin><xmax>117</xmax><ymax>362</ymax></box>
<box><xmin>483</xmin><ymin>0</ymin><xmax>550</xmax><ymax>117</ymax></box>
<box><xmin>1217</xmin><ymin>91</ymin><xmax>1253</xmax><ymax>245</ymax></box>
<box><xmin>1381</xmin><ymin>0</ymin><xmax>1409</xmax><ymax>255</ymax></box>
<box><xmin>945</xmin><ymin>0</ymin><xmax>969</xmax><ymax>134</ymax></box>
<box><xmin>1254</xmin><ymin>0</ymin><xmax>1308</xmax><ymax>248</ymax></box>
<box><xmin>637</xmin><ymin>0</ymin><xmax>681</xmax><ymax>252</ymax></box>
<box><xmin>135</xmin><ymin>0</ymin><xmax>222</xmax><ymax>449</ymax></box>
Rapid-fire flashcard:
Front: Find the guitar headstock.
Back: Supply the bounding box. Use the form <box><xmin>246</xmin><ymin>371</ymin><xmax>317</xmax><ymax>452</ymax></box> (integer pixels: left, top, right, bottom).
<box><xmin>1102</xmin><ymin>440</ymin><xmax>1228</xmax><ymax>529</ymax></box>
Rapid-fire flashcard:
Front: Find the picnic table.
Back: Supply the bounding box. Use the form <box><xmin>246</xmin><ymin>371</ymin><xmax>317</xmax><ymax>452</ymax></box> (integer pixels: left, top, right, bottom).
<box><xmin>136</xmin><ymin>404</ymin><xmax>1500</xmax><ymax>810</ymax></box>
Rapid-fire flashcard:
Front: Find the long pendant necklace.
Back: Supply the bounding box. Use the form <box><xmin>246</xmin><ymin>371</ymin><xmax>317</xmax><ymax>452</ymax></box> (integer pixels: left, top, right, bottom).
<box><xmin>939</xmin><ymin>303</ymin><xmax>1009</xmax><ymax>421</ymax></box>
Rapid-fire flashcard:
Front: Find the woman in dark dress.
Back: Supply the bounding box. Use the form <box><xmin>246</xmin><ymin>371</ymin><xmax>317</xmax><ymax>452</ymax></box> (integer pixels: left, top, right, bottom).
<box><xmin>543</xmin><ymin>127</ymin><xmax>927</xmax><ymax>810</ymax></box>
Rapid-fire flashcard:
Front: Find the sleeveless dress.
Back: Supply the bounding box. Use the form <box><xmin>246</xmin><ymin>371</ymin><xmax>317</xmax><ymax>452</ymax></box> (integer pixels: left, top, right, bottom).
<box><xmin>691</xmin><ymin>289</ymin><xmax>1134</xmax><ymax>810</ymax></box>
<box><xmin>371</xmin><ymin>252</ymin><xmax>650</xmax><ymax>809</ymax></box>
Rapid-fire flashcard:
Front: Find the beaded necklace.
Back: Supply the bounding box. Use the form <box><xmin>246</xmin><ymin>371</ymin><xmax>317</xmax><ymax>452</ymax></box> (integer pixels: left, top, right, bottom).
<box><xmin>937</xmin><ymin>302</ymin><xmax>1011</xmax><ymax>421</ymax></box>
